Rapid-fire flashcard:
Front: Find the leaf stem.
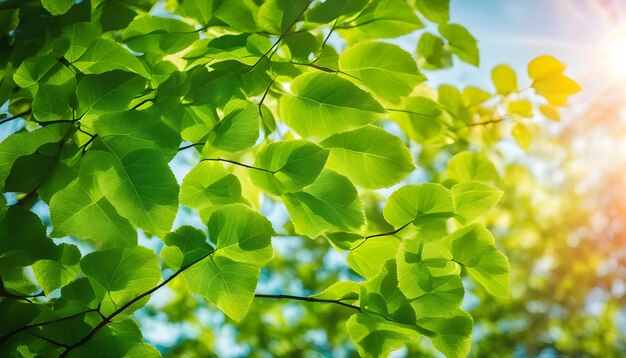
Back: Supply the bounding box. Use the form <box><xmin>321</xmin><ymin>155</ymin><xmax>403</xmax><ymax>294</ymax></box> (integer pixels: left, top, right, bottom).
<box><xmin>253</xmin><ymin>0</ymin><xmax>314</xmax><ymax>67</ymax></box>
<box><xmin>200</xmin><ymin>158</ymin><xmax>277</xmax><ymax>174</ymax></box>
<box><xmin>467</xmin><ymin>115</ymin><xmax>511</xmax><ymax>127</ymax></box>
<box><xmin>27</xmin><ymin>331</ymin><xmax>69</xmax><ymax>348</ymax></box>
<box><xmin>0</xmin><ymin>110</ymin><xmax>31</xmax><ymax>125</ymax></box>
<box><xmin>254</xmin><ymin>293</ymin><xmax>361</xmax><ymax>312</ymax></box>
<box><xmin>0</xmin><ymin>308</ymin><xmax>99</xmax><ymax>343</ymax></box>
<box><xmin>178</xmin><ymin>142</ymin><xmax>205</xmax><ymax>151</ymax></box>
<box><xmin>131</xmin><ymin>97</ymin><xmax>155</xmax><ymax>110</ymax></box>
<box><xmin>352</xmin><ymin>221</ymin><xmax>413</xmax><ymax>250</ymax></box>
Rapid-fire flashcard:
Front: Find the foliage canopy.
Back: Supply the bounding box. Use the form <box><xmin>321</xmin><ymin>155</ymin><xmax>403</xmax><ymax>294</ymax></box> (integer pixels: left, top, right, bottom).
<box><xmin>0</xmin><ymin>0</ymin><xmax>580</xmax><ymax>357</ymax></box>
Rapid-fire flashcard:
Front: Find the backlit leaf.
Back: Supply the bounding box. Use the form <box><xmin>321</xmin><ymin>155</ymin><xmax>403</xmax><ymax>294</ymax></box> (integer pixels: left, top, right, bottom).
<box><xmin>339</xmin><ymin>42</ymin><xmax>424</xmax><ymax>102</ymax></box>
<box><xmin>448</xmin><ymin>224</ymin><xmax>510</xmax><ymax>298</ymax></box>
<box><xmin>320</xmin><ymin>125</ymin><xmax>415</xmax><ymax>189</ymax></box>
<box><xmin>250</xmin><ymin>140</ymin><xmax>329</xmax><ymax>196</ymax></box>
<box><xmin>279</xmin><ymin>72</ymin><xmax>386</xmax><ymax>138</ymax></box>
<box><xmin>80</xmin><ymin>246</ymin><xmax>161</xmax><ymax>314</ymax></box>
<box><xmin>283</xmin><ymin>170</ymin><xmax>365</xmax><ymax>238</ymax></box>
<box><xmin>439</xmin><ymin>23</ymin><xmax>479</xmax><ymax>66</ymax></box>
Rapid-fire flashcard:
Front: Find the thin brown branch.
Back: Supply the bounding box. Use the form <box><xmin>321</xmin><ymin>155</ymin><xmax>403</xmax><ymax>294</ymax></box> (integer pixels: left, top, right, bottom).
<box><xmin>59</xmin><ymin>252</ymin><xmax>215</xmax><ymax>357</ymax></box>
<box><xmin>178</xmin><ymin>142</ymin><xmax>205</xmax><ymax>151</ymax></box>
<box><xmin>0</xmin><ymin>110</ymin><xmax>31</xmax><ymax>125</ymax></box>
<box><xmin>254</xmin><ymin>293</ymin><xmax>361</xmax><ymax>312</ymax></box>
<box><xmin>0</xmin><ymin>308</ymin><xmax>98</xmax><ymax>344</ymax></box>
<box><xmin>27</xmin><ymin>331</ymin><xmax>69</xmax><ymax>348</ymax></box>
<box><xmin>200</xmin><ymin>158</ymin><xmax>277</xmax><ymax>174</ymax></box>
<box><xmin>467</xmin><ymin>115</ymin><xmax>511</xmax><ymax>127</ymax></box>
<box><xmin>351</xmin><ymin>221</ymin><xmax>413</xmax><ymax>250</ymax></box>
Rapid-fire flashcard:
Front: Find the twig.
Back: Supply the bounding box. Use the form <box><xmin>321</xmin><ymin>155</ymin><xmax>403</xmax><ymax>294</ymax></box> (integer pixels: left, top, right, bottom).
<box><xmin>254</xmin><ymin>293</ymin><xmax>361</xmax><ymax>311</ymax></box>
<box><xmin>351</xmin><ymin>221</ymin><xmax>413</xmax><ymax>250</ymax></box>
<box><xmin>200</xmin><ymin>158</ymin><xmax>277</xmax><ymax>174</ymax></box>
<box><xmin>0</xmin><ymin>110</ymin><xmax>31</xmax><ymax>125</ymax></box>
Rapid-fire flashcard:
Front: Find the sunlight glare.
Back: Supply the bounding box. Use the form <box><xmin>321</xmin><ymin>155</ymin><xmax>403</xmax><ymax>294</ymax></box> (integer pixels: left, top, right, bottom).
<box><xmin>603</xmin><ymin>26</ymin><xmax>626</xmax><ymax>78</ymax></box>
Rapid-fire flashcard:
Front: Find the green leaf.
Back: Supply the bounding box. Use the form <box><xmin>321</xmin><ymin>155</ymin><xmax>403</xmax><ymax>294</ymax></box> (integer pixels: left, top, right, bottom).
<box><xmin>32</xmin><ymin>82</ymin><xmax>75</xmax><ymax>121</ymax></box>
<box><xmin>491</xmin><ymin>64</ymin><xmax>518</xmax><ymax>95</ymax></box>
<box><xmin>211</xmin><ymin>0</ymin><xmax>258</xmax><ymax>32</ymax></box>
<box><xmin>415</xmin><ymin>0</ymin><xmax>450</xmax><ymax>24</ymax></box>
<box><xmin>446</xmin><ymin>151</ymin><xmax>499</xmax><ymax>183</ymax></box>
<box><xmin>383</xmin><ymin>183</ymin><xmax>454</xmax><ymax>228</ymax></box>
<box><xmin>204</xmin><ymin>99</ymin><xmax>259</xmax><ymax>153</ymax></box>
<box><xmin>0</xmin><ymin>206</ymin><xmax>57</xmax><ymax>266</ymax></box>
<box><xmin>449</xmin><ymin>224</ymin><xmax>510</xmax><ymax>298</ymax></box>
<box><xmin>389</xmin><ymin>96</ymin><xmax>445</xmax><ymax>143</ymax></box>
<box><xmin>279</xmin><ymin>72</ymin><xmax>386</xmax><ymax>138</ymax></box>
<box><xmin>306</xmin><ymin>0</ymin><xmax>368</xmax><ymax>24</ymax></box>
<box><xmin>347</xmin><ymin>313</ymin><xmax>418</xmax><ymax>358</ymax></box>
<box><xmin>174</xmin><ymin>0</ymin><xmax>213</xmax><ymax>25</ymax></box>
<box><xmin>61</xmin><ymin>22</ymin><xmax>102</xmax><ymax>63</ymax></box>
<box><xmin>13</xmin><ymin>54</ymin><xmax>74</xmax><ymax>92</ymax></box>
<box><xmin>5</xmin><ymin>151</ymin><xmax>58</xmax><ymax>194</ymax></box>
<box><xmin>396</xmin><ymin>239</ymin><xmax>464</xmax><ymax>318</ymax></box>
<box><xmin>452</xmin><ymin>181</ymin><xmax>503</xmax><ymax>223</ymax></box>
<box><xmin>122</xmin><ymin>15</ymin><xmax>199</xmax><ymax>54</ymax></box>
<box><xmin>416</xmin><ymin>33</ymin><xmax>452</xmax><ymax>70</ymax></box>
<box><xmin>185</xmin><ymin>256</ymin><xmax>259</xmax><ymax>322</ymax></box>
<box><xmin>184</xmin><ymin>204</ymin><xmax>275</xmax><ymax>321</ymax></box>
<box><xmin>73</xmin><ymin>39</ymin><xmax>150</xmax><ymax>78</ymax></box>
<box><xmin>325</xmin><ymin>231</ymin><xmax>363</xmax><ymax>250</ymax></box>
<box><xmin>86</xmin><ymin>149</ymin><xmax>179</xmax><ymax>237</ymax></box>
<box><xmin>32</xmin><ymin>243</ymin><xmax>81</xmax><ymax>294</ymax></box>
<box><xmin>208</xmin><ymin>203</ymin><xmax>275</xmax><ymax>266</ymax></box>
<box><xmin>185</xmin><ymin>62</ymin><xmax>245</xmax><ymax>107</ymax></box>
<box><xmin>320</xmin><ymin>125</ymin><xmax>415</xmax><ymax>189</ymax></box>
<box><xmin>258</xmin><ymin>0</ymin><xmax>310</xmax><ymax>34</ymax></box>
<box><xmin>361</xmin><ymin>260</ymin><xmax>416</xmax><ymax>323</ymax></box>
<box><xmin>312</xmin><ymin>281</ymin><xmax>360</xmax><ymax>301</ymax></box>
<box><xmin>338</xmin><ymin>0</ymin><xmax>424</xmax><ymax>41</ymax></box>
<box><xmin>93</xmin><ymin>110</ymin><xmax>181</xmax><ymax>158</ymax></box>
<box><xmin>49</xmin><ymin>162</ymin><xmax>137</xmax><ymax>248</ymax></box>
<box><xmin>41</xmin><ymin>0</ymin><xmax>74</xmax><ymax>15</ymax></box>
<box><xmin>180</xmin><ymin>161</ymin><xmax>246</xmax><ymax>220</ymax></box>
<box><xmin>76</xmin><ymin>71</ymin><xmax>147</xmax><ymax>118</ymax></box>
<box><xmin>161</xmin><ymin>226</ymin><xmax>213</xmax><ymax>270</ymax></box>
<box><xmin>283</xmin><ymin>170</ymin><xmax>365</xmax><ymax>238</ymax></box>
<box><xmin>0</xmin><ymin>300</ymin><xmax>40</xmax><ymax>335</ymax></box>
<box><xmin>80</xmin><ymin>246</ymin><xmax>161</xmax><ymax>314</ymax></box>
<box><xmin>282</xmin><ymin>31</ymin><xmax>318</xmax><ymax>62</ymax></box>
<box><xmin>439</xmin><ymin>23</ymin><xmax>479</xmax><ymax>66</ymax></box>
<box><xmin>60</xmin><ymin>277</ymin><xmax>101</xmax><ymax>310</ymax></box>
<box><xmin>347</xmin><ymin>236</ymin><xmax>400</xmax><ymax>279</ymax></box>
<box><xmin>339</xmin><ymin>42</ymin><xmax>424</xmax><ymax>103</ymax></box>
<box><xmin>417</xmin><ymin>311</ymin><xmax>473</xmax><ymax>358</ymax></box>
<box><xmin>249</xmin><ymin>140</ymin><xmax>329</xmax><ymax>196</ymax></box>
<box><xmin>69</xmin><ymin>319</ymin><xmax>161</xmax><ymax>358</ymax></box>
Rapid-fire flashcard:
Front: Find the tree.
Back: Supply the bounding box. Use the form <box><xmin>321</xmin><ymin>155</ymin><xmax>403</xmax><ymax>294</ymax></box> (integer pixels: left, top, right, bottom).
<box><xmin>0</xmin><ymin>0</ymin><xmax>579</xmax><ymax>357</ymax></box>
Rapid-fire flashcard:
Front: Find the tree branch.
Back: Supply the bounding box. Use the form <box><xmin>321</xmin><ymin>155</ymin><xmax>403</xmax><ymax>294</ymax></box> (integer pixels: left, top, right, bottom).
<box><xmin>0</xmin><ymin>308</ymin><xmax>98</xmax><ymax>344</ymax></box>
<box><xmin>27</xmin><ymin>331</ymin><xmax>69</xmax><ymax>348</ymax></box>
<box><xmin>254</xmin><ymin>293</ymin><xmax>361</xmax><ymax>312</ymax></box>
<box><xmin>131</xmin><ymin>97</ymin><xmax>155</xmax><ymax>110</ymax></box>
<box><xmin>200</xmin><ymin>158</ymin><xmax>277</xmax><ymax>174</ymax></box>
<box><xmin>253</xmin><ymin>0</ymin><xmax>313</xmax><ymax>67</ymax></box>
<box><xmin>467</xmin><ymin>115</ymin><xmax>510</xmax><ymax>127</ymax></box>
<box><xmin>178</xmin><ymin>142</ymin><xmax>205</xmax><ymax>151</ymax></box>
<box><xmin>351</xmin><ymin>221</ymin><xmax>413</xmax><ymax>250</ymax></box>
<box><xmin>59</xmin><ymin>252</ymin><xmax>215</xmax><ymax>357</ymax></box>
<box><xmin>0</xmin><ymin>110</ymin><xmax>31</xmax><ymax>125</ymax></box>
